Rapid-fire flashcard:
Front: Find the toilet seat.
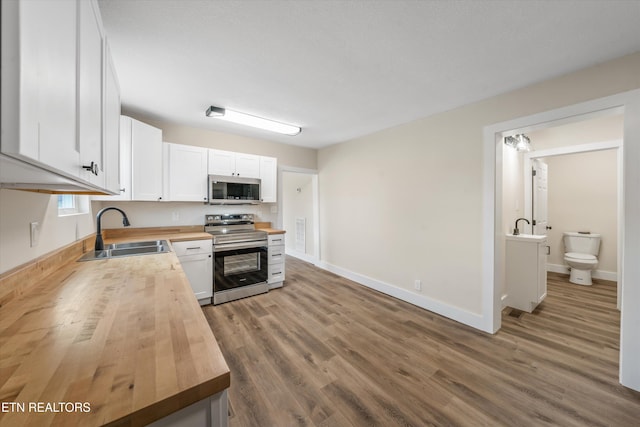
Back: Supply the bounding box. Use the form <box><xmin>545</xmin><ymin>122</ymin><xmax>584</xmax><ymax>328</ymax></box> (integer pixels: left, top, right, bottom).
<box><xmin>564</xmin><ymin>252</ymin><xmax>597</xmax><ymax>262</ymax></box>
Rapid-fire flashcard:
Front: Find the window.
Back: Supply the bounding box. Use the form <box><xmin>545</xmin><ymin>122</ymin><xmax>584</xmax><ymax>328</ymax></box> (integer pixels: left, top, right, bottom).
<box><xmin>57</xmin><ymin>195</ymin><xmax>89</xmax><ymax>216</ymax></box>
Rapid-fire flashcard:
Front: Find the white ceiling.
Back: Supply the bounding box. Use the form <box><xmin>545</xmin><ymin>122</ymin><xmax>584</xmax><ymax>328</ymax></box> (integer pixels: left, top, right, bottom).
<box><xmin>97</xmin><ymin>0</ymin><xmax>640</xmax><ymax>149</ymax></box>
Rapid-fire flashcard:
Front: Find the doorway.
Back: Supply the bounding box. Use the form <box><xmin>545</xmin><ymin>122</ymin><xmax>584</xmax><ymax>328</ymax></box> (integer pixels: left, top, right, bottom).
<box><xmin>482</xmin><ymin>89</ymin><xmax>640</xmax><ymax>391</ymax></box>
<box><xmin>523</xmin><ymin>138</ymin><xmax>622</xmax><ymax>306</ymax></box>
<box><xmin>279</xmin><ymin>167</ymin><xmax>320</xmax><ymax>264</ymax></box>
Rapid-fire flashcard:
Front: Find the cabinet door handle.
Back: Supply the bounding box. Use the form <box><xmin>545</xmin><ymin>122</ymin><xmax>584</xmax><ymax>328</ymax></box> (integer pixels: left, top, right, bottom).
<box><xmin>82</xmin><ymin>161</ymin><xmax>99</xmax><ymax>176</ymax></box>
<box><xmin>545</xmin><ymin>246</ymin><xmax>551</xmax><ymax>255</ymax></box>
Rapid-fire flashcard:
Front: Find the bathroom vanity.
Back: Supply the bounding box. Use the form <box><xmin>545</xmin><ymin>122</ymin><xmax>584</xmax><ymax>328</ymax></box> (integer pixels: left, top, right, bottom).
<box><xmin>506</xmin><ymin>234</ymin><xmax>548</xmax><ymax>313</ymax></box>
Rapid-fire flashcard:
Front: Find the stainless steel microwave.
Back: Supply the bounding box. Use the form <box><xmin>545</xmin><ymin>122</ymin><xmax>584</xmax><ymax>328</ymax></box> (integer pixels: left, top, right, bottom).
<box><xmin>208</xmin><ymin>175</ymin><xmax>261</xmax><ymax>204</ymax></box>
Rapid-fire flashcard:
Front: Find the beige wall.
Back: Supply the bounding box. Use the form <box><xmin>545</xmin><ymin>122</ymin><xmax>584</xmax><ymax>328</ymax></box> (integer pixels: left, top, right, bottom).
<box><xmin>546</xmin><ymin>150</ymin><xmax>618</xmax><ymax>273</ymax></box>
<box><xmin>318</xmin><ymin>52</ymin><xmax>640</xmax><ymax>315</ymax></box>
<box><xmin>0</xmin><ymin>190</ymin><xmax>95</xmax><ymax>273</ymax></box>
<box><xmin>530</xmin><ymin>114</ymin><xmax>623</xmax><ymax>151</ymax></box>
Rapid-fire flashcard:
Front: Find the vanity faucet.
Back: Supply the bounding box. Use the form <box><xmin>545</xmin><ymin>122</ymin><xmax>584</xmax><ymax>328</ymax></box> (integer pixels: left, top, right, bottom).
<box><xmin>513</xmin><ymin>218</ymin><xmax>530</xmax><ymax>236</ymax></box>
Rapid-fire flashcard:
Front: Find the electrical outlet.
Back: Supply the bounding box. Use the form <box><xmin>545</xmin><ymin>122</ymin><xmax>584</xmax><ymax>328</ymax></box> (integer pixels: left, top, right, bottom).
<box><xmin>414</xmin><ymin>279</ymin><xmax>421</xmax><ymax>291</ymax></box>
<box><xmin>30</xmin><ymin>222</ymin><xmax>39</xmax><ymax>247</ymax></box>
<box><xmin>172</xmin><ymin>211</ymin><xmax>180</xmax><ymax>221</ymax></box>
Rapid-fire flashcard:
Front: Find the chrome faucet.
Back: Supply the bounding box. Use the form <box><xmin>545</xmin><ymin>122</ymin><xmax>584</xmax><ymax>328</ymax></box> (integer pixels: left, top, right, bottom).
<box><xmin>95</xmin><ymin>207</ymin><xmax>131</xmax><ymax>251</ymax></box>
<box><xmin>513</xmin><ymin>218</ymin><xmax>530</xmax><ymax>236</ymax></box>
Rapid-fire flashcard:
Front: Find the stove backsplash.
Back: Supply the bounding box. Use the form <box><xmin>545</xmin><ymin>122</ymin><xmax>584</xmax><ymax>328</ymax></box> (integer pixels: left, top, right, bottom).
<box><xmin>91</xmin><ymin>200</ymin><xmax>277</xmax><ymax>229</ymax></box>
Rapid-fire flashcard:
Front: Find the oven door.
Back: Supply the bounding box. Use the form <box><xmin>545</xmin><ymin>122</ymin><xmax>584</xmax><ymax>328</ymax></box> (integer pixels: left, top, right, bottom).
<box><xmin>213</xmin><ymin>241</ymin><xmax>268</xmax><ymax>303</ymax></box>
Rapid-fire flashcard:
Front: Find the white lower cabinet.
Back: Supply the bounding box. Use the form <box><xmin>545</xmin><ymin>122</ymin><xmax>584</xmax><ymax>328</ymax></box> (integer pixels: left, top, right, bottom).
<box><xmin>506</xmin><ymin>234</ymin><xmax>548</xmax><ymax>313</ymax></box>
<box><xmin>267</xmin><ymin>234</ymin><xmax>285</xmax><ymax>289</ymax></box>
<box><xmin>148</xmin><ymin>389</ymin><xmax>228</xmax><ymax>427</ymax></box>
<box><xmin>173</xmin><ymin>240</ymin><xmax>213</xmax><ymax>305</ymax></box>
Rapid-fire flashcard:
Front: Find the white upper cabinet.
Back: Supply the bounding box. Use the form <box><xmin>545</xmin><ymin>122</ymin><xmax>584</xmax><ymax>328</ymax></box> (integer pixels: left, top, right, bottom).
<box><xmin>1</xmin><ymin>0</ymin><xmax>120</xmax><ymax>194</ymax></box>
<box><xmin>259</xmin><ymin>156</ymin><xmax>277</xmax><ymax>203</ymax></box>
<box><xmin>234</xmin><ymin>153</ymin><xmax>261</xmax><ymax>178</ymax></box>
<box><xmin>2</xmin><ymin>0</ymin><xmax>79</xmax><ymax>177</ymax></box>
<box><xmin>164</xmin><ymin>143</ymin><xmax>208</xmax><ymax>202</ymax></box>
<box><xmin>208</xmin><ymin>149</ymin><xmax>260</xmax><ymax>178</ymax></box>
<box><xmin>102</xmin><ymin>43</ymin><xmax>121</xmax><ymax>194</ymax></box>
<box><xmin>131</xmin><ymin>118</ymin><xmax>163</xmax><ymax>201</ymax></box>
<box><xmin>93</xmin><ymin>116</ymin><xmax>163</xmax><ymax>201</ymax></box>
<box><xmin>77</xmin><ymin>0</ymin><xmax>104</xmax><ymax>187</ymax></box>
<box><xmin>207</xmin><ymin>149</ymin><xmax>235</xmax><ymax>176</ymax></box>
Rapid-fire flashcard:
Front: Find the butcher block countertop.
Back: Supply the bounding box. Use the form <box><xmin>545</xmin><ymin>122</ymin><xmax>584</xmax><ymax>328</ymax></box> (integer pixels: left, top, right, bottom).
<box><xmin>254</xmin><ymin>222</ymin><xmax>285</xmax><ymax>235</ymax></box>
<box><xmin>0</xmin><ymin>231</ymin><xmax>229</xmax><ymax>427</ymax></box>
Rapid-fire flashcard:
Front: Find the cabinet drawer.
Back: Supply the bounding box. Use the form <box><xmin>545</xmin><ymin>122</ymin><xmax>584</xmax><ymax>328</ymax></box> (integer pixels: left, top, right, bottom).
<box><xmin>268</xmin><ymin>262</ymin><xmax>285</xmax><ymax>284</ymax></box>
<box><xmin>268</xmin><ymin>234</ymin><xmax>285</xmax><ymax>246</ymax></box>
<box><xmin>172</xmin><ymin>240</ymin><xmax>212</xmax><ymax>257</ymax></box>
<box><xmin>268</xmin><ymin>245</ymin><xmax>285</xmax><ymax>264</ymax></box>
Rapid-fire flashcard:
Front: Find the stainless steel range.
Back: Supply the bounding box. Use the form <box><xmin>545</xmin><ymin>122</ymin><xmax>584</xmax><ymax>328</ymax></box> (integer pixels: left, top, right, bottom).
<box><xmin>205</xmin><ymin>214</ymin><xmax>269</xmax><ymax>304</ymax></box>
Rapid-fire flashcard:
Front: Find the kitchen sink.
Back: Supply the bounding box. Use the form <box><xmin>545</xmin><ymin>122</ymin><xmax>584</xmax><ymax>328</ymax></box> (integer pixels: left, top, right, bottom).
<box><xmin>107</xmin><ymin>240</ymin><xmax>167</xmax><ymax>250</ymax></box>
<box><xmin>77</xmin><ymin>240</ymin><xmax>170</xmax><ymax>261</ymax></box>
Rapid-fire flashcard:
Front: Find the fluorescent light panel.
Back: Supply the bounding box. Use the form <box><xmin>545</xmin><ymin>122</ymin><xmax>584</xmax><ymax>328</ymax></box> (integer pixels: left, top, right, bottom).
<box><xmin>206</xmin><ymin>106</ymin><xmax>301</xmax><ymax>136</ymax></box>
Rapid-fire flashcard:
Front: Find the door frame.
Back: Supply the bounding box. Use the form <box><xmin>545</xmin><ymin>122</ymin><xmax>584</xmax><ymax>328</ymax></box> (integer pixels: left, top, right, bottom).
<box><xmin>523</xmin><ymin>139</ymin><xmax>623</xmax><ymax>308</ymax></box>
<box><xmin>482</xmin><ymin>89</ymin><xmax>640</xmax><ymax>391</ymax></box>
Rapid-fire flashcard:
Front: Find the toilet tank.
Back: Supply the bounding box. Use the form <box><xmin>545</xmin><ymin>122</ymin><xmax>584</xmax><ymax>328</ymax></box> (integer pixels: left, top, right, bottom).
<box><xmin>563</xmin><ymin>232</ymin><xmax>601</xmax><ymax>255</ymax></box>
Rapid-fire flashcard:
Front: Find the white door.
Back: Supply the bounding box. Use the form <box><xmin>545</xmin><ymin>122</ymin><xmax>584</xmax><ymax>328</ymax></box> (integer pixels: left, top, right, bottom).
<box><xmin>532</xmin><ymin>159</ymin><xmax>549</xmax><ymax>235</ymax></box>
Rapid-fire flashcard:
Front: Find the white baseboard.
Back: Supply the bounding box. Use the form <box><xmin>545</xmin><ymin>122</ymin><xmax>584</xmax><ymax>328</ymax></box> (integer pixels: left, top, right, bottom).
<box><xmin>546</xmin><ymin>263</ymin><xmax>617</xmax><ymax>282</ymax></box>
<box><xmin>316</xmin><ymin>261</ymin><xmax>485</xmax><ymax>331</ymax></box>
<box><xmin>285</xmin><ymin>248</ymin><xmax>320</xmax><ymax>265</ymax></box>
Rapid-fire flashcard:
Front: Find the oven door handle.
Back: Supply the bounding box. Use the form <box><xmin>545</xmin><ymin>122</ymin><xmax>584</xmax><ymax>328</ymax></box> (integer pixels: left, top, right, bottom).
<box><xmin>213</xmin><ymin>240</ymin><xmax>268</xmax><ymax>252</ymax></box>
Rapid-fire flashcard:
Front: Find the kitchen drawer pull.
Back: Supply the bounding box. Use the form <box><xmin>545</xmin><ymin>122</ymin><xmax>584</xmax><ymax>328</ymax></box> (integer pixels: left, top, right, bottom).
<box><xmin>186</xmin><ymin>247</ymin><xmax>201</xmax><ymax>250</ymax></box>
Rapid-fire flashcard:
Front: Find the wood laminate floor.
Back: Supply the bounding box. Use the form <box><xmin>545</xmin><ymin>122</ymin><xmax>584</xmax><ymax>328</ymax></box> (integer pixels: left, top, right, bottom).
<box><xmin>203</xmin><ymin>257</ymin><xmax>640</xmax><ymax>426</ymax></box>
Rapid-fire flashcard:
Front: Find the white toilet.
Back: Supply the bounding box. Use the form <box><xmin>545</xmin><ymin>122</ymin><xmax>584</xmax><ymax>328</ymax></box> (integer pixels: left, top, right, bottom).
<box><xmin>563</xmin><ymin>232</ymin><xmax>601</xmax><ymax>285</ymax></box>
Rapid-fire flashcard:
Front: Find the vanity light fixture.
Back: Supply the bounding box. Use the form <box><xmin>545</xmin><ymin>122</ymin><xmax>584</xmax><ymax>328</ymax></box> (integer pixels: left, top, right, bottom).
<box><xmin>205</xmin><ymin>105</ymin><xmax>301</xmax><ymax>136</ymax></box>
<box><xmin>504</xmin><ymin>134</ymin><xmax>531</xmax><ymax>152</ymax></box>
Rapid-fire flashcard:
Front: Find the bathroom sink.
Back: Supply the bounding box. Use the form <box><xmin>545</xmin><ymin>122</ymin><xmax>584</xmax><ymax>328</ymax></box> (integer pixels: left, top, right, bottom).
<box><xmin>506</xmin><ymin>234</ymin><xmax>547</xmax><ymax>242</ymax></box>
<box><xmin>77</xmin><ymin>240</ymin><xmax>171</xmax><ymax>261</ymax></box>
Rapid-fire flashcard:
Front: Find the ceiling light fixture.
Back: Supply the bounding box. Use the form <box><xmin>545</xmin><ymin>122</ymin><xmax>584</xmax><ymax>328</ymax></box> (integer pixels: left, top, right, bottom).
<box><xmin>504</xmin><ymin>134</ymin><xmax>531</xmax><ymax>152</ymax></box>
<box><xmin>205</xmin><ymin>106</ymin><xmax>301</xmax><ymax>136</ymax></box>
